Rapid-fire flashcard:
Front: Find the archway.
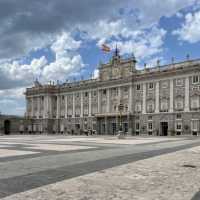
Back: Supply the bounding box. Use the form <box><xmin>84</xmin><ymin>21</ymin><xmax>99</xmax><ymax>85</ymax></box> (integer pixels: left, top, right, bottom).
<box><xmin>4</xmin><ymin>120</ymin><xmax>11</xmax><ymax>135</ymax></box>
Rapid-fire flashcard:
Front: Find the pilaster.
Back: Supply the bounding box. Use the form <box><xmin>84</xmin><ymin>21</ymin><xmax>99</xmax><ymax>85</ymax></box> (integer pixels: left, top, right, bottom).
<box><xmin>81</xmin><ymin>92</ymin><xmax>83</xmax><ymax>118</ymax></box>
<box><xmin>65</xmin><ymin>95</ymin><xmax>68</xmax><ymax>118</ymax></box>
<box><xmin>89</xmin><ymin>91</ymin><xmax>92</xmax><ymax>117</ymax></box>
<box><xmin>56</xmin><ymin>95</ymin><xmax>60</xmax><ymax>119</ymax></box>
<box><xmin>155</xmin><ymin>81</ymin><xmax>160</xmax><ymax>113</ymax></box>
<box><xmin>142</xmin><ymin>83</ymin><xmax>146</xmax><ymax>114</ymax></box>
<box><xmin>169</xmin><ymin>79</ymin><xmax>174</xmax><ymax>113</ymax></box>
<box><xmin>185</xmin><ymin>76</ymin><xmax>190</xmax><ymax>112</ymax></box>
<box><xmin>107</xmin><ymin>88</ymin><xmax>110</xmax><ymax>113</ymax></box>
<box><xmin>98</xmin><ymin>90</ymin><xmax>101</xmax><ymax>113</ymax></box>
<box><xmin>72</xmin><ymin>93</ymin><xmax>75</xmax><ymax>118</ymax></box>
<box><xmin>37</xmin><ymin>97</ymin><xmax>40</xmax><ymax>119</ymax></box>
<box><xmin>129</xmin><ymin>85</ymin><xmax>133</xmax><ymax>112</ymax></box>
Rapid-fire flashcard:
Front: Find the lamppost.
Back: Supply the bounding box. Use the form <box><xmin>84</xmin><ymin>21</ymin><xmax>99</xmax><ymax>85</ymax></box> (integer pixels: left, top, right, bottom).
<box><xmin>118</xmin><ymin>101</ymin><xmax>125</xmax><ymax>139</ymax></box>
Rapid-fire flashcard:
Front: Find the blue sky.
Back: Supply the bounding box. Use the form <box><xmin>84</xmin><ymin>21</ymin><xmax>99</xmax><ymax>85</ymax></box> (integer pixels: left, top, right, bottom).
<box><xmin>0</xmin><ymin>0</ymin><xmax>200</xmax><ymax>116</ymax></box>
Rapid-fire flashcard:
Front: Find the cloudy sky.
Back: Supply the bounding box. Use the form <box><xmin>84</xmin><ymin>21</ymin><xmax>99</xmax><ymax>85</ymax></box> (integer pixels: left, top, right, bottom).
<box><xmin>0</xmin><ymin>0</ymin><xmax>200</xmax><ymax>116</ymax></box>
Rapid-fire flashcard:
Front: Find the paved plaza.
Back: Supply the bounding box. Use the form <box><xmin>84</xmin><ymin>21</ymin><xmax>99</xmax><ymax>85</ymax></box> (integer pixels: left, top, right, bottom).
<box><xmin>0</xmin><ymin>135</ymin><xmax>200</xmax><ymax>199</ymax></box>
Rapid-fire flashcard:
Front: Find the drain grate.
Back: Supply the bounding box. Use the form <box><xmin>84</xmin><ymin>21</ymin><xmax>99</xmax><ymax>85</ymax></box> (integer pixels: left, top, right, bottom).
<box><xmin>182</xmin><ymin>164</ymin><xmax>197</xmax><ymax>168</ymax></box>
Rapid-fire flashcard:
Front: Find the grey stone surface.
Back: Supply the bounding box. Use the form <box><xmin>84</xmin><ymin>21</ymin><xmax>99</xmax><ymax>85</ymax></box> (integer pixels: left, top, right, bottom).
<box><xmin>0</xmin><ymin>135</ymin><xmax>200</xmax><ymax>199</ymax></box>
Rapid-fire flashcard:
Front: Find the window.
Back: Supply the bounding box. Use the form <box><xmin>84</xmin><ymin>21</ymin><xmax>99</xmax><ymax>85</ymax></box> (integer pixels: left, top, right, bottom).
<box><xmin>175</xmin><ymin>98</ymin><xmax>184</xmax><ymax>110</ymax></box>
<box><xmin>124</xmin><ymin>87</ymin><xmax>128</xmax><ymax>93</ymax></box>
<box><xmin>147</xmin><ymin>101</ymin><xmax>154</xmax><ymax>113</ymax></box>
<box><xmin>176</xmin><ymin>122</ymin><xmax>182</xmax><ymax>130</ymax></box>
<box><xmin>176</xmin><ymin>114</ymin><xmax>182</xmax><ymax>119</ymax></box>
<box><xmin>149</xmin><ymin>82</ymin><xmax>154</xmax><ymax>89</ymax></box>
<box><xmin>135</xmin><ymin>122</ymin><xmax>140</xmax><ymax>130</ymax></box>
<box><xmin>192</xmin><ymin>76</ymin><xmax>199</xmax><ymax>84</ymax></box>
<box><xmin>191</xmin><ymin>120</ymin><xmax>198</xmax><ymax>131</ymax></box>
<box><xmin>148</xmin><ymin>122</ymin><xmax>153</xmax><ymax>130</ymax></box>
<box><xmin>125</xmin><ymin>104</ymin><xmax>128</xmax><ymax>112</ymax></box>
<box><xmin>93</xmin><ymin>91</ymin><xmax>97</xmax><ymax>96</ymax></box>
<box><xmin>135</xmin><ymin>102</ymin><xmax>142</xmax><ymax>113</ymax></box>
<box><xmin>160</xmin><ymin>99</ymin><xmax>168</xmax><ymax>112</ymax></box>
<box><xmin>148</xmin><ymin>116</ymin><xmax>153</xmax><ymax>120</ymax></box>
<box><xmin>112</xmin><ymin>88</ymin><xmax>118</xmax><ymax>96</ymax></box>
<box><xmin>136</xmin><ymin>84</ymin><xmax>141</xmax><ymax>91</ymax></box>
<box><xmin>176</xmin><ymin>78</ymin><xmax>183</xmax><ymax>86</ymax></box>
<box><xmin>162</xmin><ymin>81</ymin><xmax>168</xmax><ymax>88</ymax></box>
<box><xmin>103</xmin><ymin>89</ymin><xmax>107</xmax><ymax>95</ymax></box>
<box><xmin>191</xmin><ymin>97</ymin><xmax>199</xmax><ymax>109</ymax></box>
<box><xmin>135</xmin><ymin>116</ymin><xmax>140</xmax><ymax>120</ymax></box>
<box><xmin>85</xmin><ymin>92</ymin><xmax>88</xmax><ymax>97</ymax></box>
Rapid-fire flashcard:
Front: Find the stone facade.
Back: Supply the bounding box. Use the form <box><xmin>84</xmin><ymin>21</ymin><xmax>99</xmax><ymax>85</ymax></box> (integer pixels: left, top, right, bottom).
<box><xmin>24</xmin><ymin>51</ymin><xmax>200</xmax><ymax>136</ymax></box>
<box><xmin>0</xmin><ymin>115</ymin><xmax>24</xmax><ymax>135</ymax></box>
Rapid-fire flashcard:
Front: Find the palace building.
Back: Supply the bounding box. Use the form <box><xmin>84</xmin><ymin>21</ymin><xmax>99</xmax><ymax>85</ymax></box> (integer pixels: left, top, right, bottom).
<box><xmin>24</xmin><ymin>50</ymin><xmax>200</xmax><ymax>136</ymax></box>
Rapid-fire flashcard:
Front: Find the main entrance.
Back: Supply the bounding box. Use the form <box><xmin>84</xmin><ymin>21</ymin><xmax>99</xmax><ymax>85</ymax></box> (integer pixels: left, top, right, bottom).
<box><xmin>160</xmin><ymin>122</ymin><xmax>168</xmax><ymax>136</ymax></box>
<box><xmin>4</xmin><ymin>120</ymin><xmax>11</xmax><ymax>135</ymax></box>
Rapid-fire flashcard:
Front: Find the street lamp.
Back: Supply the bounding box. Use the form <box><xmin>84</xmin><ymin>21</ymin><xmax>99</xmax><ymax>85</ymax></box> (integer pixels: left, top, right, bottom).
<box><xmin>118</xmin><ymin>101</ymin><xmax>125</xmax><ymax>139</ymax></box>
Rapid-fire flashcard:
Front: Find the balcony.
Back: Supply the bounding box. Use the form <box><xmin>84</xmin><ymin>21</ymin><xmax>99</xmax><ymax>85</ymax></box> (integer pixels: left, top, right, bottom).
<box><xmin>174</xmin><ymin>108</ymin><xmax>184</xmax><ymax>112</ymax></box>
<box><xmin>190</xmin><ymin>107</ymin><xmax>200</xmax><ymax>111</ymax></box>
<box><xmin>160</xmin><ymin>109</ymin><xmax>169</xmax><ymax>113</ymax></box>
<box><xmin>147</xmin><ymin>109</ymin><xmax>155</xmax><ymax>113</ymax></box>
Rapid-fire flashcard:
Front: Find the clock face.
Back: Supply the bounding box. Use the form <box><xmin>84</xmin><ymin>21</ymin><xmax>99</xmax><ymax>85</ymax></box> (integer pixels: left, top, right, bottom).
<box><xmin>112</xmin><ymin>68</ymin><xmax>119</xmax><ymax>77</ymax></box>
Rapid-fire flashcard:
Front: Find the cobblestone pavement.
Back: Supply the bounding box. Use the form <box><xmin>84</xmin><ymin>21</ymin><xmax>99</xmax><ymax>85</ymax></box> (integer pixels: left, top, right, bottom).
<box><xmin>0</xmin><ymin>135</ymin><xmax>200</xmax><ymax>199</ymax></box>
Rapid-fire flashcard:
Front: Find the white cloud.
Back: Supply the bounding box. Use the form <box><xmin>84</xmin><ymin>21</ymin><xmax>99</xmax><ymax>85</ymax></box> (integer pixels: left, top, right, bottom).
<box><xmin>0</xmin><ymin>87</ymin><xmax>26</xmax><ymax>116</ymax></box>
<box><xmin>42</xmin><ymin>55</ymin><xmax>84</xmax><ymax>81</ymax></box>
<box><xmin>0</xmin><ymin>32</ymin><xmax>84</xmax><ymax>88</ymax></box>
<box><xmin>51</xmin><ymin>32</ymin><xmax>82</xmax><ymax>59</ymax></box>
<box><xmin>92</xmin><ymin>69</ymin><xmax>99</xmax><ymax>79</ymax></box>
<box><xmin>173</xmin><ymin>10</ymin><xmax>200</xmax><ymax>43</ymax></box>
<box><xmin>98</xmin><ymin>25</ymin><xmax>167</xmax><ymax>60</ymax></box>
<box><xmin>42</xmin><ymin>32</ymin><xmax>84</xmax><ymax>82</ymax></box>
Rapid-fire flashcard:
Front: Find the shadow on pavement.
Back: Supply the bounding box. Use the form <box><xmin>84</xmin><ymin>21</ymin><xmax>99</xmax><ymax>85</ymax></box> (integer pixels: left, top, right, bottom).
<box><xmin>191</xmin><ymin>191</ymin><xmax>200</xmax><ymax>200</ymax></box>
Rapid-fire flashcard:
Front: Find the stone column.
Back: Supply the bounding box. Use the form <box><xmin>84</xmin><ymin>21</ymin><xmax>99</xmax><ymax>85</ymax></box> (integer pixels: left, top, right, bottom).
<box><xmin>43</xmin><ymin>96</ymin><xmax>47</xmax><ymax>118</ymax></box>
<box><xmin>47</xmin><ymin>95</ymin><xmax>52</xmax><ymax>118</ymax></box>
<box><xmin>72</xmin><ymin>93</ymin><xmax>75</xmax><ymax>118</ymax></box>
<box><xmin>56</xmin><ymin>95</ymin><xmax>60</xmax><ymax>119</ymax></box>
<box><xmin>98</xmin><ymin>90</ymin><xmax>101</xmax><ymax>113</ymax></box>
<box><xmin>185</xmin><ymin>76</ymin><xmax>190</xmax><ymax>112</ymax></box>
<box><xmin>89</xmin><ymin>91</ymin><xmax>92</xmax><ymax>117</ymax></box>
<box><xmin>169</xmin><ymin>79</ymin><xmax>174</xmax><ymax>113</ymax></box>
<box><xmin>44</xmin><ymin>95</ymin><xmax>49</xmax><ymax>118</ymax></box>
<box><xmin>107</xmin><ymin>88</ymin><xmax>110</xmax><ymax>113</ymax></box>
<box><xmin>155</xmin><ymin>81</ymin><xmax>160</xmax><ymax>113</ymax></box>
<box><xmin>129</xmin><ymin>85</ymin><xmax>133</xmax><ymax>112</ymax></box>
<box><xmin>65</xmin><ymin>95</ymin><xmax>68</xmax><ymax>118</ymax></box>
<box><xmin>31</xmin><ymin>97</ymin><xmax>34</xmax><ymax>118</ymax></box>
<box><xmin>142</xmin><ymin>83</ymin><xmax>146</xmax><ymax>114</ymax></box>
<box><xmin>37</xmin><ymin>97</ymin><xmax>40</xmax><ymax>119</ymax></box>
<box><xmin>105</xmin><ymin>116</ymin><xmax>108</xmax><ymax>134</ymax></box>
<box><xmin>80</xmin><ymin>92</ymin><xmax>83</xmax><ymax>118</ymax></box>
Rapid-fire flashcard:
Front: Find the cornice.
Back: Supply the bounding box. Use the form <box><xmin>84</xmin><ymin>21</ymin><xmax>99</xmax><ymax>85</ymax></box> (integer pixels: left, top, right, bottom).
<box><xmin>25</xmin><ymin>59</ymin><xmax>200</xmax><ymax>96</ymax></box>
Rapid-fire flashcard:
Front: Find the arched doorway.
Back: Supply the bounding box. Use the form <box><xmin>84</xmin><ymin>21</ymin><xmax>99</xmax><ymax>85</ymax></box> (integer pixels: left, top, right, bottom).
<box><xmin>4</xmin><ymin>120</ymin><xmax>11</xmax><ymax>135</ymax></box>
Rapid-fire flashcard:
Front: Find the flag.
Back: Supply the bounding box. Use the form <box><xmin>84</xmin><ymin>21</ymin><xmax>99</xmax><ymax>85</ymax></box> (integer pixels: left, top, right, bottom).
<box><xmin>101</xmin><ymin>44</ymin><xmax>111</xmax><ymax>53</ymax></box>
